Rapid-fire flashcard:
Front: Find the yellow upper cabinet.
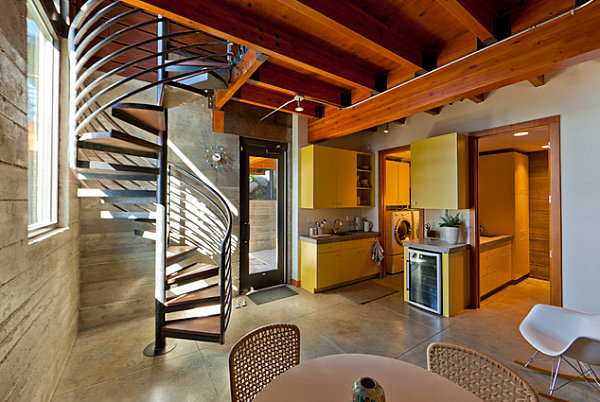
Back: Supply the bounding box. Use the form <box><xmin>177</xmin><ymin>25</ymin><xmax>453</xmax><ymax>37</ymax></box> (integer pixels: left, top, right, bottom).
<box><xmin>385</xmin><ymin>160</ymin><xmax>410</xmax><ymax>206</ymax></box>
<box><xmin>301</xmin><ymin>145</ymin><xmax>369</xmax><ymax>209</ymax></box>
<box><xmin>410</xmin><ymin>132</ymin><xmax>469</xmax><ymax>209</ymax></box>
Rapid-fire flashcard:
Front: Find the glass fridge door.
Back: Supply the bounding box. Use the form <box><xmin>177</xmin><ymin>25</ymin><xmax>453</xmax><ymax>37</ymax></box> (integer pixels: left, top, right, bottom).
<box><xmin>407</xmin><ymin>250</ymin><xmax>442</xmax><ymax>314</ymax></box>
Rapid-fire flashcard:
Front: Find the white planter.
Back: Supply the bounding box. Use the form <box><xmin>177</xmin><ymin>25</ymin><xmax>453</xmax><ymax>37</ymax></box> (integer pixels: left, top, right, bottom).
<box><xmin>444</xmin><ymin>227</ymin><xmax>460</xmax><ymax>244</ymax></box>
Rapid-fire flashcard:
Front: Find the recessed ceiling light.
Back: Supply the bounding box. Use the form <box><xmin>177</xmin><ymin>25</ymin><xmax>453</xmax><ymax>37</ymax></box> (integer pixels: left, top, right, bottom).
<box><xmin>514</xmin><ymin>131</ymin><xmax>529</xmax><ymax>137</ymax></box>
<box><xmin>542</xmin><ymin>144</ymin><xmax>550</xmax><ymax>149</ymax></box>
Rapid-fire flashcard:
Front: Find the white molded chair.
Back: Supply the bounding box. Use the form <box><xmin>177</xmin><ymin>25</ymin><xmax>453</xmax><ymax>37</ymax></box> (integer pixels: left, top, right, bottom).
<box><xmin>520</xmin><ymin>304</ymin><xmax>600</xmax><ymax>395</ymax></box>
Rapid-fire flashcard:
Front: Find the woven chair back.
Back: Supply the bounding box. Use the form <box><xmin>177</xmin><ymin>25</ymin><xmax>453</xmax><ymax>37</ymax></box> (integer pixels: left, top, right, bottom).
<box><xmin>229</xmin><ymin>323</ymin><xmax>301</xmax><ymax>402</ymax></box>
<box><xmin>427</xmin><ymin>342</ymin><xmax>538</xmax><ymax>402</ymax></box>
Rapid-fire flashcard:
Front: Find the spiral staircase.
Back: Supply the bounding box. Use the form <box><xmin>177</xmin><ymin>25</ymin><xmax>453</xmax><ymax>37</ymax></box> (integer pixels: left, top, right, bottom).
<box><xmin>69</xmin><ymin>0</ymin><xmax>234</xmax><ymax>353</ymax></box>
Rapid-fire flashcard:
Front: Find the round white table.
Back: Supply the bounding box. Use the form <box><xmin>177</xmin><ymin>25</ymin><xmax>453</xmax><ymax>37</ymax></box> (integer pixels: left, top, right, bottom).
<box><xmin>254</xmin><ymin>354</ymin><xmax>483</xmax><ymax>401</ymax></box>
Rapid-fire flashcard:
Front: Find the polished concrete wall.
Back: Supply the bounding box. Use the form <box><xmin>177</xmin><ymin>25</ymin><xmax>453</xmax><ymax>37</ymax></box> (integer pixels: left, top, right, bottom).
<box><xmin>0</xmin><ymin>2</ymin><xmax>80</xmax><ymax>399</ymax></box>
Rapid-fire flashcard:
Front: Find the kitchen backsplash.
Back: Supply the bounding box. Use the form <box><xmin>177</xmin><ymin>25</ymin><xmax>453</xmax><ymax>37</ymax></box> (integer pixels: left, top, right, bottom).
<box><xmin>299</xmin><ymin>207</ymin><xmax>374</xmax><ymax>235</ymax></box>
<box><xmin>424</xmin><ymin>209</ymin><xmax>471</xmax><ymax>244</ymax></box>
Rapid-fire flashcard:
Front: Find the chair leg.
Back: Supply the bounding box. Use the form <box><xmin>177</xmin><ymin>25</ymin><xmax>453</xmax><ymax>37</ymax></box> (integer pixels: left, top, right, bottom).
<box><xmin>525</xmin><ymin>351</ymin><xmax>539</xmax><ymax>368</ymax></box>
<box><xmin>576</xmin><ymin>361</ymin><xmax>600</xmax><ymax>394</ymax></box>
<box><xmin>550</xmin><ymin>356</ymin><xmax>562</xmax><ymax>396</ymax></box>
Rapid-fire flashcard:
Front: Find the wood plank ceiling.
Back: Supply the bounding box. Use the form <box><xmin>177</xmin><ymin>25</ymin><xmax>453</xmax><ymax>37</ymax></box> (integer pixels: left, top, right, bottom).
<box><xmin>96</xmin><ymin>0</ymin><xmax>600</xmax><ymax>142</ymax></box>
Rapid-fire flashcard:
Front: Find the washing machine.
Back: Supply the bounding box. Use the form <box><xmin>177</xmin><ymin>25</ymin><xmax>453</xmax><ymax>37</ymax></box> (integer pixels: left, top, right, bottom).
<box><xmin>385</xmin><ymin>210</ymin><xmax>421</xmax><ymax>274</ymax></box>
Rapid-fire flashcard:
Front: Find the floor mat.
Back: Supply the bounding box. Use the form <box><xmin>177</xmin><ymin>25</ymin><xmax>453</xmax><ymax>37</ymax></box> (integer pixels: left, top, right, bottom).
<box><xmin>334</xmin><ymin>281</ymin><xmax>398</xmax><ymax>304</ymax></box>
<box><xmin>247</xmin><ymin>285</ymin><xmax>298</xmax><ymax>305</ymax></box>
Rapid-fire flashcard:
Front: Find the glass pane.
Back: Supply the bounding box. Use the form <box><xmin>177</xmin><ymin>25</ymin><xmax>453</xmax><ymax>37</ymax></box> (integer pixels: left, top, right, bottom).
<box><xmin>409</xmin><ymin>252</ymin><xmax>439</xmax><ymax>311</ymax></box>
<box><xmin>248</xmin><ymin>156</ymin><xmax>278</xmax><ymax>275</ymax></box>
<box><xmin>27</xmin><ymin>3</ymin><xmax>57</xmax><ymax>228</ymax></box>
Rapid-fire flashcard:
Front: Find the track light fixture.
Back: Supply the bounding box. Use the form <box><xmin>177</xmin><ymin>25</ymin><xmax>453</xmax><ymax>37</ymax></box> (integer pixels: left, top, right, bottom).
<box><xmin>383</xmin><ymin>123</ymin><xmax>389</xmax><ymax>134</ymax></box>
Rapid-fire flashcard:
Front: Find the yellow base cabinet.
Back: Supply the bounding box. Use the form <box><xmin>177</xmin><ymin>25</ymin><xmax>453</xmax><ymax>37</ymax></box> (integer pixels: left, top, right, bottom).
<box><xmin>300</xmin><ymin>238</ymin><xmax>379</xmax><ymax>293</ymax></box>
<box><xmin>403</xmin><ymin>246</ymin><xmax>470</xmax><ymax>317</ymax></box>
<box><xmin>410</xmin><ymin>132</ymin><xmax>469</xmax><ymax>210</ymax></box>
<box><xmin>480</xmin><ymin>240</ymin><xmax>512</xmax><ymax>296</ymax></box>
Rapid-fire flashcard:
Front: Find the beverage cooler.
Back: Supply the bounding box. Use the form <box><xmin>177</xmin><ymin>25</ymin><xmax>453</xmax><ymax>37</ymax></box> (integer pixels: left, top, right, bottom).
<box><xmin>406</xmin><ymin>249</ymin><xmax>442</xmax><ymax>314</ymax></box>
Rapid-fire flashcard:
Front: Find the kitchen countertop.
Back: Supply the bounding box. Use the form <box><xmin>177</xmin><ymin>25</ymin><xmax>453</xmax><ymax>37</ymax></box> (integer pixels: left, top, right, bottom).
<box><xmin>402</xmin><ymin>238</ymin><xmax>469</xmax><ymax>254</ymax></box>
<box><xmin>300</xmin><ymin>231</ymin><xmax>379</xmax><ymax>244</ymax></box>
<box><xmin>479</xmin><ymin>234</ymin><xmax>512</xmax><ymax>251</ymax></box>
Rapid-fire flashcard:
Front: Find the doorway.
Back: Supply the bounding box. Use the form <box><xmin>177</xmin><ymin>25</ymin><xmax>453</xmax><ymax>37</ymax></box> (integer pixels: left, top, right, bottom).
<box><xmin>240</xmin><ymin>138</ymin><xmax>287</xmax><ymax>292</ymax></box>
<box><xmin>470</xmin><ymin>116</ymin><xmax>562</xmax><ymax>307</ymax></box>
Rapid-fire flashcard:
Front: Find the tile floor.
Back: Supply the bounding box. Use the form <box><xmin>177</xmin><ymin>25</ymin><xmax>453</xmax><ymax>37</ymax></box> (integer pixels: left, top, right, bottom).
<box><xmin>53</xmin><ymin>277</ymin><xmax>599</xmax><ymax>401</ymax></box>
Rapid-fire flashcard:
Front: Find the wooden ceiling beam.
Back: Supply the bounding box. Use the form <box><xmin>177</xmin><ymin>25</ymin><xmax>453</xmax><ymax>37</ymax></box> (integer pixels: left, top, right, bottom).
<box><xmin>274</xmin><ymin>0</ymin><xmax>423</xmax><ymax>69</ymax></box>
<box><xmin>121</xmin><ymin>0</ymin><xmax>383</xmax><ymax>91</ymax></box>
<box><xmin>424</xmin><ymin>107</ymin><xmax>443</xmax><ymax>116</ymax></box>
<box><xmin>248</xmin><ymin>62</ymin><xmax>347</xmax><ymax>107</ymax></box>
<box><xmin>232</xmin><ymin>83</ymin><xmax>322</xmax><ymax>118</ymax></box>
<box><xmin>437</xmin><ymin>0</ymin><xmax>495</xmax><ymax>43</ymax></box>
<box><xmin>215</xmin><ymin>49</ymin><xmax>268</xmax><ymax>109</ymax></box>
<box><xmin>528</xmin><ymin>75</ymin><xmax>546</xmax><ymax>87</ymax></box>
<box><xmin>307</xmin><ymin>2</ymin><xmax>600</xmax><ymax>142</ymax></box>
<box><xmin>393</xmin><ymin>118</ymin><xmax>406</xmax><ymax>126</ymax></box>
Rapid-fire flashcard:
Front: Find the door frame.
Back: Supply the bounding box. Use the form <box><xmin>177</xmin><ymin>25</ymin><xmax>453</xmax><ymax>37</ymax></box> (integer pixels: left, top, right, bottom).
<box><xmin>239</xmin><ymin>137</ymin><xmax>288</xmax><ymax>292</ymax></box>
<box><xmin>469</xmin><ymin>115</ymin><xmax>562</xmax><ymax>307</ymax></box>
<box><xmin>378</xmin><ymin>144</ymin><xmax>421</xmax><ymax>277</ymax></box>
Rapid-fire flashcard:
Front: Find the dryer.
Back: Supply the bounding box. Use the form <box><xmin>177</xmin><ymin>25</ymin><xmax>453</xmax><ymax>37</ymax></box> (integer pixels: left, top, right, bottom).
<box><xmin>385</xmin><ymin>210</ymin><xmax>421</xmax><ymax>274</ymax></box>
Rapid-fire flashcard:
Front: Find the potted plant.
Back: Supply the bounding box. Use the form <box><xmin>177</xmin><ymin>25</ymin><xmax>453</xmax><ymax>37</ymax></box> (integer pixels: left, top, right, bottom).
<box><xmin>439</xmin><ymin>212</ymin><xmax>462</xmax><ymax>244</ymax></box>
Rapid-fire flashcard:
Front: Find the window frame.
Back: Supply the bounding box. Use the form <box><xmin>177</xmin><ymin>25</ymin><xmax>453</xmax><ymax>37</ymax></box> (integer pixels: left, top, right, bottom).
<box><xmin>27</xmin><ymin>0</ymin><xmax>61</xmax><ymax>237</ymax></box>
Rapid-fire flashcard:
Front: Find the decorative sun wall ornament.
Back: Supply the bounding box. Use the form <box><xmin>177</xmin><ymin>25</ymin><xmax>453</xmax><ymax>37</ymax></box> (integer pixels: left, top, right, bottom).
<box><xmin>204</xmin><ymin>145</ymin><xmax>229</xmax><ymax>169</ymax></box>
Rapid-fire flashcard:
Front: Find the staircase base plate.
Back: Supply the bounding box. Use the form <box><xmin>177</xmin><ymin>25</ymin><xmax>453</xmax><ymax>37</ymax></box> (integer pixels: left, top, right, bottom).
<box><xmin>143</xmin><ymin>340</ymin><xmax>177</xmax><ymax>357</ymax></box>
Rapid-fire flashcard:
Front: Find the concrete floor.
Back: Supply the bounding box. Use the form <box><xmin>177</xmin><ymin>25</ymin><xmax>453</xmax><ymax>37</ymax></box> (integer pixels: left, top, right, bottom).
<box><xmin>249</xmin><ymin>249</ymin><xmax>277</xmax><ymax>275</ymax></box>
<box><xmin>53</xmin><ymin>277</ymin><xmax>599</xmax><ymax>401</ymax></box>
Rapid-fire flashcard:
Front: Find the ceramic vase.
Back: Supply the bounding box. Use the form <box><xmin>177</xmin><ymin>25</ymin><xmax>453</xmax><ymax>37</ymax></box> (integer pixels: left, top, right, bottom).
<box><xmin>351</xmin><ymin>377</ymin><xmax>385</xmax><ymax>402</ymax></box>
<box><xmin>444</xmin><ymin>227</ymin><xmax>460</xmax><ymax>244</ymax></box>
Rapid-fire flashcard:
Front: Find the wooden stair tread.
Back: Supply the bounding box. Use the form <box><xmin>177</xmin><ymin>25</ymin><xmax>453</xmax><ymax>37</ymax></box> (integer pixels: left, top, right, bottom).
<box><xmin>165</xmin><ymin>285</ymin><xmax>220</xmax><ymax>308</ymax></box>
<box><xmin>167</xmin><ymin>263</ymin><xmax>219</xmax><ymax>284</ymax></box>
<box><xmin>166</xmin><ymin>245</ymin><xmax>198</xmax><ymax>265</ymax></box>
<box><xmin>79</xmin><ymin>129</ymin><xmax>161</xmax><ymax>152</ymax></box>
<box><xmin>78</xmin><ymin>189</ymin><xmax>155</xmax><ymax>198</ymax></box>
<box><xmin>112</xmin><ymin>103</ymin><xmax>166</xmax><ymax>135</ymax></box>
<box><xmin>162</xmin><ymin>315</ymin><xmax>220</xmax><ymax>337</ymax></box>
<box><xmin>76</xmin><ymin>160</ymin><xmax>159</xmax><ymax>175</ymax></box>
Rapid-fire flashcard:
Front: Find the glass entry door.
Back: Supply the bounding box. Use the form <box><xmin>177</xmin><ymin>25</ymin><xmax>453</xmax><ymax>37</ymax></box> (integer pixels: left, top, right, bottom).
<box><xmin>240</xmin><ymin>138</ymin><xmax>287</xmax><ymax>292</ymax></box>
<box><xmin>407</xmin><ymin>249</ymin><xmax>442</xmax><ymax>314</ymax></box>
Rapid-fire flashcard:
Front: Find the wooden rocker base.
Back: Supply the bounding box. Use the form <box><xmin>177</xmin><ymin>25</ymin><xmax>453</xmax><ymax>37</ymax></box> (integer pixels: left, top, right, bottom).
<box><xmin>536</xmin><ymin>391</ymin><xmax>572</xmax><ymax>402</ymax></box>
<box><xmin>514</xmin><ymin>359</ymin><xmax>597</xmax><ymax>383</ymax></box>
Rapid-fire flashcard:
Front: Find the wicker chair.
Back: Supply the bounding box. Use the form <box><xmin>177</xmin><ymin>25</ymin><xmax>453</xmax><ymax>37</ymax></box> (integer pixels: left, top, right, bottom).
<box><xmin>229</xmin><ymin>323</ymin><xmax>301</xmax><ymax>402</ymax></box>
<box><xmin>427</xmin><ymin>342</ymin><xmax>538</xmax><ymax>402</ymax></box>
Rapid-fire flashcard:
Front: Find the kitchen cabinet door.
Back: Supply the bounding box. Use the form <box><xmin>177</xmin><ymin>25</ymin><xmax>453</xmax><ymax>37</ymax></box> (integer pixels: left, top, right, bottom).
<box><xmin>314</xmin><ymin>146</ymin><xmax>339</xmax><ymax>208</ymax></box>
<box><xmin>385</xmin><ymin>160</ymin><xmax>399</xmax><ymax>205</ymax></box>
<box><xmin>317</xmin><ymin>248</ymin><xmax>341</xmax><ymax>288</ymax></box>
<box><xmin>337</xmin><ymin>149</ymin><xmax>358</xmax><ymax>207</ymax></box>
<box><xmin>411</xmin><ymin>132</ymin><xmax>469</xmax><ymax>209</ymax></box>
<box><xmin>397</xmin><ymin>161</ymin><xmax>410</xmax><ymax>206</ymax></box>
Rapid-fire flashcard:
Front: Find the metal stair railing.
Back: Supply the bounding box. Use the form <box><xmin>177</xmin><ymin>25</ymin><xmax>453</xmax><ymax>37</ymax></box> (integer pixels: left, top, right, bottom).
<box><xmin>69</xmin><ymin>0</ymin><xmax>234</xmax><ymax>347</ymax></box>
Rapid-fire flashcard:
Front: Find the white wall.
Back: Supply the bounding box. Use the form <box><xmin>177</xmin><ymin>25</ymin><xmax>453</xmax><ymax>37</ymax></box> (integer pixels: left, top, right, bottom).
<box><xmin>293</xmin><ymin>58</ymin><xmax>600</xmax><ymax>313</ymax></box>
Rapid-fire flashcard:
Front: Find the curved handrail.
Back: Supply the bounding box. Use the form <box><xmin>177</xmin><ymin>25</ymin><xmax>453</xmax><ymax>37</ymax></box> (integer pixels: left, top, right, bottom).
<box><xmin>70</xmin><ymin>0</ymin><xmax>235</xmax><ymax>340</ymax></box>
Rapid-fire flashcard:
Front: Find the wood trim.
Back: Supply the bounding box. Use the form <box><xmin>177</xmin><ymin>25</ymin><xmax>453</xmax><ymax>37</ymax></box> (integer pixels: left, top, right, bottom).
<box><xmin>307</xmin><ymin>3</ymin><xmax>600</xmax><ymax>142</ymax></box>
<box><xmin>212</xmin><ymin>109</ymin><xmax>225</xmax><ymax>133</ymax></box>
<box><xmin>469</xmin><ymin>115</ymin><xmax>561</xmax><ymax>306</ymax></box>
<box><xmin>215</xmin><ymin>49</ymin><xmax>268</xmax><ymax>108</ymax></box>
<box><xmin>436</xmin><ymin>0</ymin><xmax>494</xmax><ymax>42</ymax></box>
<box><xmin>549</xmin><ymin>117</ymin><xmax>562</xmax><ymax>306</ymax></box>
<box><xmin>468</xmin><ymin>135</ymin><xmax>480</xmax><ymax>308</ymax></box>
<box><xmin>378</xmin><ymin>145</ymin><xmax>411</xmax><ymax>278</ymax></box>
<box><xmin>291</xmin><ymin>278</ymin><xmax>301</xmax><ymax>287</ymax></box>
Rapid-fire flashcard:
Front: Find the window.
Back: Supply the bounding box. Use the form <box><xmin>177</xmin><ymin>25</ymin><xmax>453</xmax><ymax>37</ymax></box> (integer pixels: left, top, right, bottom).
<box><xmin>27</xmin><ymin>0</ymin><xmax>59</xmax><ymax>233</ymax></box>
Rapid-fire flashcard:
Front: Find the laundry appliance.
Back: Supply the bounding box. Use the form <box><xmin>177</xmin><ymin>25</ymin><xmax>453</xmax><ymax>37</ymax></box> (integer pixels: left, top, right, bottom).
<box><xmin>384</xmin><ymin>210</ymin><xmax>421</xmax><ymax>274</ymax></box>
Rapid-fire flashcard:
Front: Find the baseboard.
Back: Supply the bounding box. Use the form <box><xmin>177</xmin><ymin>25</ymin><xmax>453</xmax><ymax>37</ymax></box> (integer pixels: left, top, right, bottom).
<box><xmin>291</xmin><ymin>278</ymin><xmax>301</xmax><ymax>287</ymax></box>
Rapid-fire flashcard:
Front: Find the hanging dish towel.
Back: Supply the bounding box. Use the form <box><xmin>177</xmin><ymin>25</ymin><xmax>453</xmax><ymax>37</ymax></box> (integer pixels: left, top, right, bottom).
<box><xmin>371</xmin><ymin>240</ymin><xmax>384</xmax><ymax>266</ymax></box>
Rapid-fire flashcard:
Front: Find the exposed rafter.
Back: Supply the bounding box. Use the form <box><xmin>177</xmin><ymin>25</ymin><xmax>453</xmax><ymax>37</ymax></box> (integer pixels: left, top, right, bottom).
<box><xmin>248</xmin><ymin>62</ymin><xmax>348</xmax><ymax>107</ymax></box>
<box><xmin>425</xmin><ymin>107</ymin><xmax>443</xmax><ymax>116</ymax></box>
<box><xmin>274</xmin><ymin>0</ymin><xmax>423</xmax><ymax>69</ymax></box>
<box><xmin>307</xmin><ymin>2</ymin><xmax>600</xmax><ymax>142</ymax></box>
<box><xmin>215</xmin><ymin>49</ymin><xmax>268</xmax><ymax>109</ymax></box>
<box><xmin>121</xmin><ymin>0</ymin><xmax>384</xmax><ymax>91</ymax></box>
<box><xmin>528</xmin><ymin>75</ymin><xmax>546</xmax><ymax>87</ymax></box>
<box><xmin>467</xmin><ymin>93</ymin><xmax>486</xmax><ymax>103</ymax></box>
<box><xmin>232</xmin><ymin>83</ymin><xmax>322</xmax><ymax>118</ymax></box>
<box><xmin>437</xmin><ymin>0</ymin><xmax>495</xmax><ymax>43</ymax></box>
